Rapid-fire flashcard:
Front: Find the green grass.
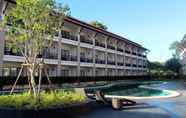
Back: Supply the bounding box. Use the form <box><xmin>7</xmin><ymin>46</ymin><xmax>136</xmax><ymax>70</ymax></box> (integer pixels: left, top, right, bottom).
<box><xmin>0</xmin><ymin>90</ymin><xmax>86</xmax><ymax>110</ymax></box>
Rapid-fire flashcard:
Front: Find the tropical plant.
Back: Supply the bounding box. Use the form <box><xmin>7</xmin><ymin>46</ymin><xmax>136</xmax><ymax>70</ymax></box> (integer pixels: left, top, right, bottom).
<box><xmin>89</xmin><ymin>20</ymin><xmax>108</xmax><ymax>30</ymax></box>
<box><xmin>0</xmin><ymin>0</ymin><xmax>70</xmax><ymax>99</ymax></box>
<box><xmin>0</xmin><ymin>90</ymin><xmax>85</xmax><ymax>109</ymax></box>
<box><xmin>165</xmin><ymin>57</ymin><xmax>182</xmax><ymax>74</ymax></box>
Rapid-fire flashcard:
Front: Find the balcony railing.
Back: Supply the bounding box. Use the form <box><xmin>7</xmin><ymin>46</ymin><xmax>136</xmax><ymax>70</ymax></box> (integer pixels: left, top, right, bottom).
<box><xmin>125</xmin><ymin>50</ymin><xmax>131</xmax><ymax>54</ymax></box>
<box><xmin>132</xmin><ymin>52</ymin><xmax>137</xmax><ymax>55</ymax></box>
<box><xmin>95</xmin><ymin>41</ymin><xmax>105</xmax><ymax>48</ymax></box>
<box><xmin>117</xmin><ymin>48</ymin><xmax>123</xmax><ymax>52</ymax></box>
<box><xmin>107</xmin><ymin>61</ymin><xmax>115</xmax><ymax>65</ymax></box>
<box><xmin>61</xmin><ymin>55</ymin><xmax>77</xmax><ymax>61</ymax></box>
<box><xmin>107</xmin><ymin>45</ymin><xmax>115</xmax><ymax>50</ymax></box>
<box><xmin>138</xmin><ymin>65</ymin><xmax>142</xmax><ymax>68</ymax></box>
<box><xmin>80</xmin><ymin>36</ymin><xmax>93</xmax><ymax>45</ymax></box>
<box><xmin>125</xmin><ymin>63</ymin><xmax>131</xmax><ymax>67</ymax></box>
<box><xmin>80</xmin><ymin>57</ymin><xmax>93</xmax><ymax>63</ymax></box>
<box><xmin>45</xmin><ymin>53</ymin><xmax>58</xmax><ymax>60</ymax></box>
<box><xmin>138</xmin><ymin>54</ymin><xmax>142</xmax><ymax>57</ymax></box>
<box><xmin>142</xmin><ymin>55</ymin><xmax>147</xmax><ymax>58</ymax></box>
<box><xmin>95</xmin><ymin>59</ymin><xmax>105</xmax><ymax>64</ymax></box>
<box><xmin>137</xmin><ymin>53</ymin><xmax>147</xmax><ymax>58</ymax></box>
<box><xmin>61</xmin><ymin>33</ymin><xmax>78</xmax><ymax>41</ymax></box>
<box><xmin>117</xmin><ymin>62</ymin><xmax>124</xmax><ymax>66</ymax></box>
<box><xmin>132</xmin><ymin>64</ymin><xmax>137</xmax><ymax>67</ymax></box>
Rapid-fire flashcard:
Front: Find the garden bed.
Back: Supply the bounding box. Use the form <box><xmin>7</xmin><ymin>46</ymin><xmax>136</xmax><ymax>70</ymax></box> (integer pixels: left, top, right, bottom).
<box><xmin>0</xmin><ymin>90</ymin><xmax>90</xmax><ymax>118</ymax></box>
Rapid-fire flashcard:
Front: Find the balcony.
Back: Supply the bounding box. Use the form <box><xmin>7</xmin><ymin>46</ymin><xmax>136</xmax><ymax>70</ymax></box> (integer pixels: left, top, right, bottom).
<box><xmin>138</xmin><ymin>54</ymin><xmax>142</xmax><ymax>57</ymax></box>
<box><xmin>117</xmin><ymin>48</ymin><xmax>123</xmax><ymax>52</ymax></box>
<box><xmin>125</xmin><ymin>63</ymin><xmax>131</xmax><ymax>67</ymax></box>
<box><xmin>80</xmin><ymin>36</ymin><xmax>93</xmax><ymax>45</ymax></box>
<box><xmin>138</xmin><ymin>65</ymin><xmax>142</xmax><ymax>68</ymax></box>
<box><xmin>45</xmin><ymin>54</ymin><xmax>58</xmax><ymax>60</ymax></box>
<box><xmin>107</xmin><ymin>61</ymin><xmax>115</xmax><ymax>65</ymax></box>
<box><xmin>132</xmin><ymin>52</ymin><xmax>137</xmax><ymax>56</ymax></box>
<box><xmin>142</xmin><ymin>55</ymin><xmax>147</xmax><ymax>58</ymax></box>
<box><xmin>132</xmin><ymin>64</ymin><xmax>137</xmax><ymax>67</ymax></box>
<box><xmin>80</xmin><ymin>57</ymin><xmax>93</xmax><ymax>63</ymax></box>
<box><xmin>107</xmin><ymin>45</ymin><xmax>115</xmax><ymax>50</ymax></box>
<box><xmin>95</xmin><ymin>41</ymin><xmax>105</xmax><ymax>48</ymax></box>
<box><xmin>95</xmin><ymin>59</ymin><xmax>105</xmax><ymax>64</ymax></box>
<box><xmin>117</xmin><ymin>62</ymin><xmax>124</xmax><ymax>66</ymax></box>
<box><xmin>61</xmin><ymin>33</ymin><xmax>78</xmax><ymax>41</ymax></box>
<box><xmin>42</xmin><ymin>48</ymin><xmax>58</xmax><ymax>60</ymax></box>
<box><xmin>61</xmin><ymin>55</ymin><xmax>77</xmax><ymax>61</ymax></box>
<box><xmin>137</xmin><ymin>53</ymin><xmax>147</xmax><ymax>58</ymax></box>
<box><xmin>125</xmin><ymin>50</ymin><xmax>131</xmax><ymax>54</ymax></box>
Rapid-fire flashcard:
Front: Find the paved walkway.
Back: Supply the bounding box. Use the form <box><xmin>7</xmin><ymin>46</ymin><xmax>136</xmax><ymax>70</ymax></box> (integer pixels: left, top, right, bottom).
<box><xmin>78</xmin><ymin>81</ymin><xmax>186</xmax><ymax>118</ymax></box>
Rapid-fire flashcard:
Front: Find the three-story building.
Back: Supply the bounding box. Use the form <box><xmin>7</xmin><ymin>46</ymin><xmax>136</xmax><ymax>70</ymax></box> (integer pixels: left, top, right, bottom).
<box><xmin>0</xmin><ymin>0</ymin><xmax>148</xmax><ymax>77</ymax></box>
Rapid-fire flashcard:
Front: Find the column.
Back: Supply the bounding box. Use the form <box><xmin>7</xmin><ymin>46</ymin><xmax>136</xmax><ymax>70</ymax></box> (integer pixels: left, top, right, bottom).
<box><xmin>57</xmin><ymin>31</ymin><xmax>62</xmax><ymax>76</ymax></box>
<box><xmin>77</xmin><ymin>27</ymin><xmax>82</xmax><ymax>76</ymax></box>
<box><xmin>0</xmin><ymin>0</ymin><xmax>7</xmax><ymax>76</ymax></box>
<box><xmin>105</xmin><ymin>37</ymin><xmax>108</xmax><ymax>76</ymax></box>
<box><xmin>115</xmin><ymin>40</ymin><xmax>118</xmax><ymax>76</ymax></box>
<box><xmin>92</xmin><ymin>33</ymin><xmax>96</xmax><ymax>76</ymax></box>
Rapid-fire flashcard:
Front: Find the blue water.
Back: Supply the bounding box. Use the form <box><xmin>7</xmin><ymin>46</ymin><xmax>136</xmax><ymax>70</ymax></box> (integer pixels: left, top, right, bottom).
<box><xmin>87</xmin><ymin>82</ymin><xmax>170</xmax><ymax>97</ymax></box>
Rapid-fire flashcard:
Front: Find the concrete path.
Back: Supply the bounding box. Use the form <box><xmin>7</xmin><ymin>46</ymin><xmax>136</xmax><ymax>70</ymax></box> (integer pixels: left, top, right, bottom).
<box><xmin>77</xmin><ymin>81</ymin><xmax>186</xmax><ymax>118</ymax></box>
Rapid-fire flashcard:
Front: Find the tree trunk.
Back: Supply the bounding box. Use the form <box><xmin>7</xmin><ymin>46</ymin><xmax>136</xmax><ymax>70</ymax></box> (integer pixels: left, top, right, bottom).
<box><xmin>30</xmin><ymin>68</ymin><xmax>37</xmax><ymax>98</ymax></box>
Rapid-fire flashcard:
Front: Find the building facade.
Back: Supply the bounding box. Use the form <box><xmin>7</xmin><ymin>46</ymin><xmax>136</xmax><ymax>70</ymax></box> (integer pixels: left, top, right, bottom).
<box><xmin>0</xmin><ymin>0</ymin><xmax>148</xmax><ymax>77</ymax></box>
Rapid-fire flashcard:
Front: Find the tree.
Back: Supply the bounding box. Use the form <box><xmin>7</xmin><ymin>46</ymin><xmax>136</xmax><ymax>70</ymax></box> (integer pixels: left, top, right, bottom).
<box><xmin>169</xmin><ymin>41</ymin><xmax>181</xmax><ymax>59</ymax></box>
<box><xmin>0</xmin><ymin>0</ymin><xmax>70</xmax><ymax>98</ymax></box>
<box><xmin>165</xmin><ymin>57</ymin><xmax>182</xmax><ymax>74</ymax></box>
<box><xmin>89</xmin><ymin>20</ymin><xmax>108</xmax><ymax>30</ymax></box>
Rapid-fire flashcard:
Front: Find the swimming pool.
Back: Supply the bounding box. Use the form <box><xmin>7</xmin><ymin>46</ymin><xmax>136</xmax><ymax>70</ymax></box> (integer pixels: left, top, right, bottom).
<box><xmin>86</xmin><ymin>82</ymin><xmax>180</xmax><ymax>99</ymax></box>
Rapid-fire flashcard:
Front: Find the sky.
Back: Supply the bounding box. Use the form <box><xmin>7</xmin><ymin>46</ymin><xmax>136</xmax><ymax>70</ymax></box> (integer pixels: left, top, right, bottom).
<box><xmin>57</xmin><ymin>0</ymin><xmax>186</xmax><ymax>62</ymax></box>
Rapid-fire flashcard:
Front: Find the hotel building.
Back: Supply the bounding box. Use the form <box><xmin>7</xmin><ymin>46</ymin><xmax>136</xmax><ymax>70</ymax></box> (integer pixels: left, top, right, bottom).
<box><xmin>0</xmin><ymin>0</ymin><xmax>148</xmax><ymax>77</ymax></box>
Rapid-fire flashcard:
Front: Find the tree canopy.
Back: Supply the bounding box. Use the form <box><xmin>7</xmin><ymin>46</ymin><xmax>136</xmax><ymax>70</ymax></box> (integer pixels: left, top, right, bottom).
<box><xmin>0</xmin><ymin>0</ymin><xmax>70</xmax><ymax>98</ymax></box>
<box><xmin>89</xmin><ymin>20</ymin><xmax>108</xmax><ymax>30</ymax></box>
<box><xmin>165</xmin><ymin>57</ymin><xmax>182</xmax><ymax>74</ymax></box>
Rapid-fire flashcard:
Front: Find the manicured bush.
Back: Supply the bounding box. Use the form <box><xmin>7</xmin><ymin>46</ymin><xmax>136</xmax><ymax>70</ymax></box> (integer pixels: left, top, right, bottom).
<box><xmin>0</xmin><ymin>90</ymin><xmax>86</xmax><ymax>110</ymax></box>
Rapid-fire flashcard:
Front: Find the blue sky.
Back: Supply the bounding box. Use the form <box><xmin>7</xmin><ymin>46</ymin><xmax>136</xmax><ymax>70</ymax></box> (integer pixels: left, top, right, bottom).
<box><xmin>57</xmin><ymin>0</ymin><xmax>186</xmax><ymax>62</ymax></box>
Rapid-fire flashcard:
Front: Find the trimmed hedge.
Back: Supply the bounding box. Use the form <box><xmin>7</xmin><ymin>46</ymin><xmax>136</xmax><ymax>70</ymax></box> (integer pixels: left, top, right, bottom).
<box><xmin>0</xmin><ymin>75</ymin><xmax>184</xmax><ymax>87</ymax></box>
<box><xmin>0</xmin><ymin>76</ymin><xmax>150</xmax><ymax>87</ymax></box>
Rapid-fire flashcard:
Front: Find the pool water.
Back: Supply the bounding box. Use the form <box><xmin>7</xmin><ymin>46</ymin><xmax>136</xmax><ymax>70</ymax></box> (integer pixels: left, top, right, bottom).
<box><xmin>87</xmin><ymin>83</ymin><xmax>171</xmax><ymax>97</ymax></box>
<box><xmin>105</xmin><ymin>87</ymin><xmax>170</xmax><ymax>97</ymax></box>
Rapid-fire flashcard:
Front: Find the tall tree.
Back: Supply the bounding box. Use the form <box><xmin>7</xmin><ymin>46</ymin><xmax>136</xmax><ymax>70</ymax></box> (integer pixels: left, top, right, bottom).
<box><xmin>169</xmin><ymin>41</ymin><xmax>181</xmax><ymax>58</ymax></box>
<box><xmin>0</xmin><ymin>0</ymin><xmax>70</xmax><ymax>98</ymax></box>
<box><xmin>165</xmin><ymin>57</ymin><xmax>182</xmax><ymax>74</ymax></box>
<box><xmin>89</xmin><ymin>20</ymin><xmax>108</xmax><ymax>30</ymax></box>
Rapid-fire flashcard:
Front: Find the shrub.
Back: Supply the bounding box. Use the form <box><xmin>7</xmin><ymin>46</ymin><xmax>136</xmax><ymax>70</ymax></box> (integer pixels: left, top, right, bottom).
<box><xmin>0</xmin><ymin>90</ymin><xmax>86</xmax><ymax>110</ymax></box>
